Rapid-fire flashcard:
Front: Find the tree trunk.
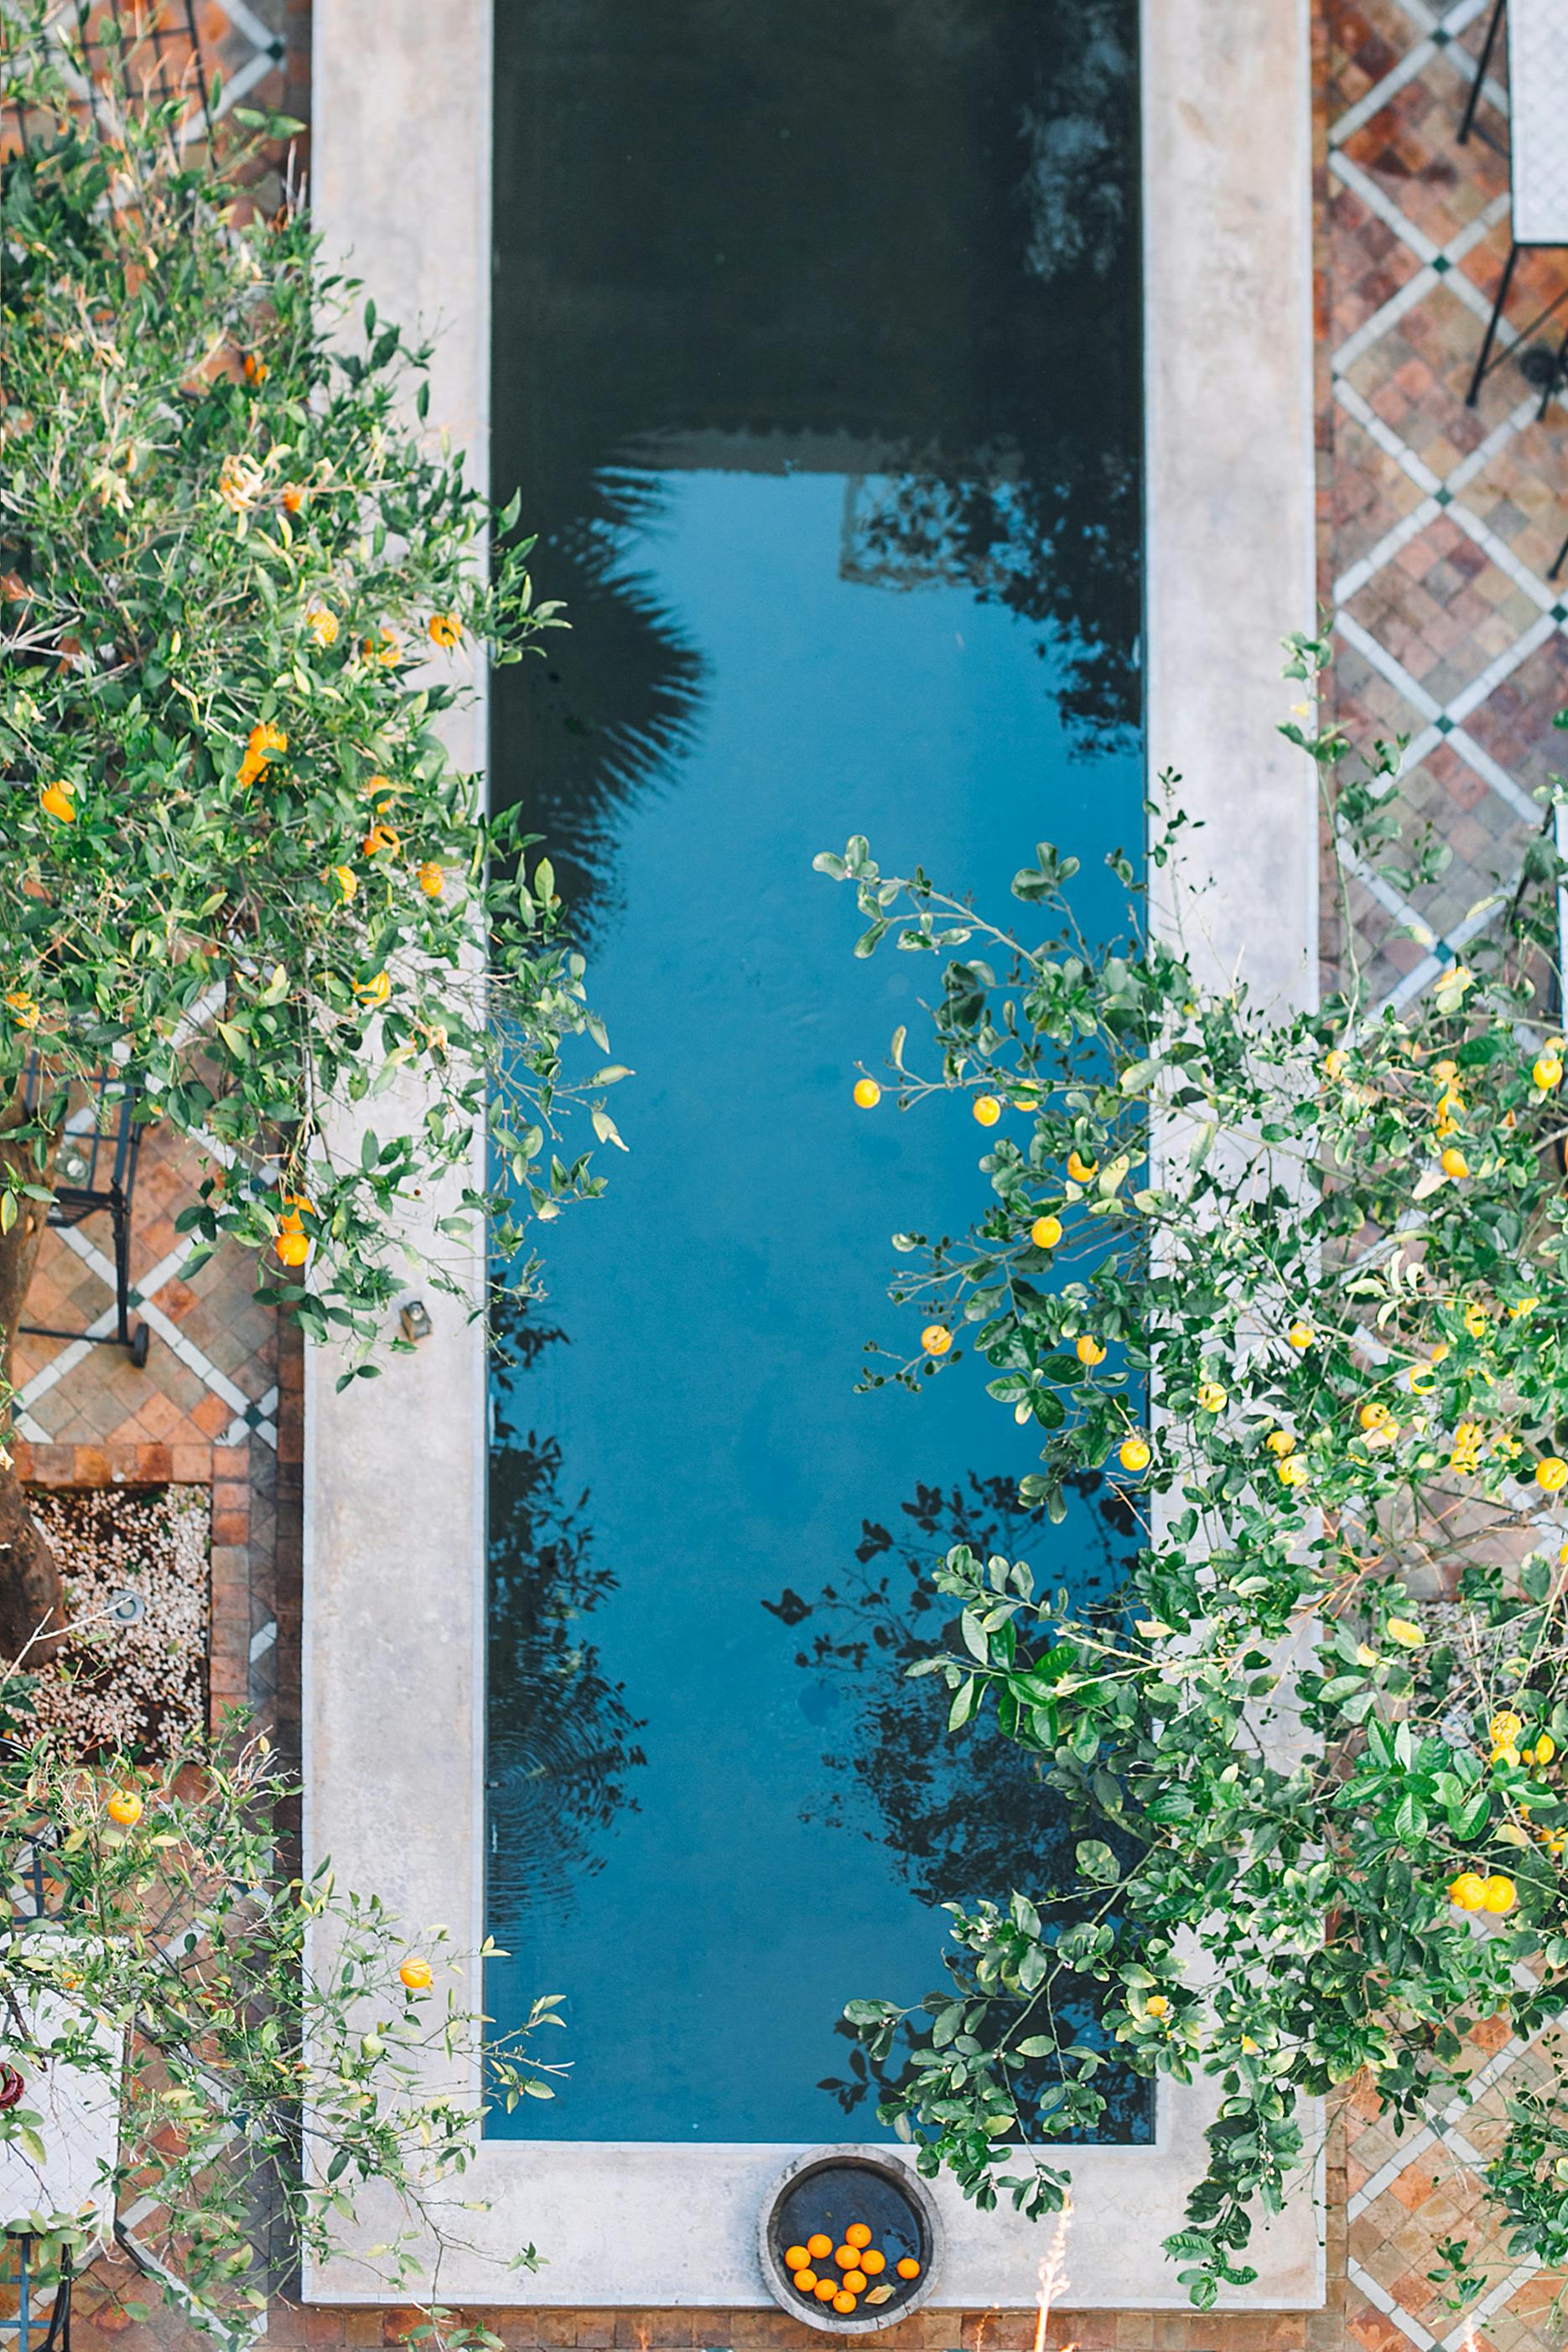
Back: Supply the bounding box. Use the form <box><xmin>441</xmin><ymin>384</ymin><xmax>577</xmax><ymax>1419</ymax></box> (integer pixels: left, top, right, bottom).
<box><xmin>0</xmin><ymin>1088</ymin><xmax>64</xmax><ymax>1664</ymax></box>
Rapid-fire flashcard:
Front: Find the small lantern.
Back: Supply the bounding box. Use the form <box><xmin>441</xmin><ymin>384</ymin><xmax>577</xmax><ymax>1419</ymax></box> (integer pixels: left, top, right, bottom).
<box><xmin>398</xmin><ymin>1298</ymin><xmax>433</xmax><ymax>1344</ymax></box>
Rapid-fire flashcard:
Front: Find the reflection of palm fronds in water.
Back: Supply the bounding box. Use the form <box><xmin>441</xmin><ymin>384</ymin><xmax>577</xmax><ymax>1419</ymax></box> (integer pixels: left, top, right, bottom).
<box><xmin>490</xmin><ymin>467</ymin><xmax>708</xmax><ymax>949</ymax></box>
<box><xmin>488</xmin><ymin>1308</ymin><xmax>646</xmax><ymax>1913</ymax></box>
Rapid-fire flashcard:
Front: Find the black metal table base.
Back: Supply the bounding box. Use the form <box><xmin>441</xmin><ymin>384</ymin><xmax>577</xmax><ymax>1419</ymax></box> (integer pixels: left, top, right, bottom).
<box><xmin>1466</xmin><ymin>242</ymin><xmax>1568</xmax><ymax>413</ymax></box>
<box><xmin>1457</xmin><ymin>0</ymin><xmax>1506</xmax><ymax>148</ymax></box>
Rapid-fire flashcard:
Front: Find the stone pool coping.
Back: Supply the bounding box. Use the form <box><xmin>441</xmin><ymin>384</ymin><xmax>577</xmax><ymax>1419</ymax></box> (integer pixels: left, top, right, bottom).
<box><xmin>303</xmin><ymin>0</ymin><xmax>1322</xmax><ymax>2310</ymax></box>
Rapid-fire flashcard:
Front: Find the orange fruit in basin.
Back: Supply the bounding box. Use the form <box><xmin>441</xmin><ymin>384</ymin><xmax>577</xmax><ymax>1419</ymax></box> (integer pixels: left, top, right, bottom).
<box><xmin>896</xmin><ymin>2258</ymin><xmax>921</xmax><ymax>2281</ymax></box>
<box><xmin>846</xmin><ymin>2225</ymin><xmax>871</xmax><ymax>2249</ymax></box>
<box><xmin>844</xmin><ymin>2272</ymin><xmax>867</xmax><ymax>2294</ymax></box>
<box><xmin>860</xmin><ymin>2250</ymin><xmax>885</xmax><ymax>2276</ymax></box>
<box><xmin>785</xmin><ymin>2247</ymin><xmax>810</xmax><ymax>2272</ymax></box>
<box><xmin>792</xmin><ymin>2271</ymin><xmax>817</xmax><ymax>2293</ymax></box>
<box><xmin>813</xmin><ymin>2280</ymin><xmax>837</xmax><ymax>2303</ymax></box>
<box><xmin>834</xmin><ymin>2245</ymin><xmax>857</xmax><ymax>2269</ymax></box>
<box><xmin>807</xmin><ymin>2234</ymin><xmax>833</xmax><ymax>2260</ymax></box>
<box><xmin>833</xmin><ymin>2294</ymin><xmax>857</xmax><ymax>2315</ymax></box>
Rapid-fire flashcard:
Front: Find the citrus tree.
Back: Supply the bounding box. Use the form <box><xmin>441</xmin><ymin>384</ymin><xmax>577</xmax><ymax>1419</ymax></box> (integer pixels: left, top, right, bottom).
<box><xmin>0</xmin><ymin>1680</ymin><xmax>561</xmax><ymax>2339</ymax></box>
<box><xmin>819</xmin><ymin>641</ymin><xmax>1568</xmax><ymax>2310</ymax></box>
<box><xmin>0</xmin><ymin>10</ymin><xmax>617</xmax><ymax>1655</ymax></box>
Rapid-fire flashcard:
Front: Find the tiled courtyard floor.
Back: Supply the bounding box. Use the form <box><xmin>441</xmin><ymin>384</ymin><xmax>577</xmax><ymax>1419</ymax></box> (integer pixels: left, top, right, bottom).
<box><xmin>1319</xmin><ymin>3</ymin><xmax>1568</xmax><ymax>2349</ymax></box>
<box><xmin>13</xmin><ymin>0</ymin><xmax>1568</xmax><ymax>2346</ymax></box>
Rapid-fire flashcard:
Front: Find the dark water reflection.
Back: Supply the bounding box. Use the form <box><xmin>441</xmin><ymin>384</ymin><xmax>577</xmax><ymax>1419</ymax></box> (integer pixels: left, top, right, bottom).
<box><xmin>491</xmin><ymin>0</ymin><xmax>1141</xmax><ymax>945</ymax></box>
<box><xmin>486</xmin><ymin>0</ymin><xmax>1145</xmax><ymax>2142</ymax></box>
<box><xmin>769</xmin><ymin>1475</ymin><xmax>1152</xmax><ymax>2142</ymax></box>
<box><xmin>488</xmin><ymin>1309</ymin><xmax>649</xmax><ymax>1914</ymax></box>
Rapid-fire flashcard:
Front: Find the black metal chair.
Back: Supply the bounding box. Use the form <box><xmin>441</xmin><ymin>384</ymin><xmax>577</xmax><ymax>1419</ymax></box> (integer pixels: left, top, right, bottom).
<box><xmin>16</xmin><ymin>1062</ymin><xmax>148</xmax><ymax>1369</ymax></box>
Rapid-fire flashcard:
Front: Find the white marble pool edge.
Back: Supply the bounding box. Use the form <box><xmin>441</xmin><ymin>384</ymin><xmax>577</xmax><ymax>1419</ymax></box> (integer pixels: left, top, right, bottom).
<box><xmin>302</xmin><ymin>0</ymin><xmax>1323</xmax><ymax>2310</ymax></box>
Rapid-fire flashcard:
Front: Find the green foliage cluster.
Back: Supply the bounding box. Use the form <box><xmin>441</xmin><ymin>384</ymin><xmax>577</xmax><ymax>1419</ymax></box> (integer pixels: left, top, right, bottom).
<box><xmin>0</xmin><ymin>8</ymin><xmax>617</xmax><ymax>1364</ymax></box>
<box><xmin>0</xmin><ymin>14</ymin><xmax>591</xmax><ymax>2334</ymax></box>
<box><xmin>0</xmin><ymin>1693</ymin><xmax>561</xmax><ymax>2338</ymax></box>
<box><xmin>821</xmin><ymin>638</ymin><xmax>1568</xmax><ymax>2308</ymax></box>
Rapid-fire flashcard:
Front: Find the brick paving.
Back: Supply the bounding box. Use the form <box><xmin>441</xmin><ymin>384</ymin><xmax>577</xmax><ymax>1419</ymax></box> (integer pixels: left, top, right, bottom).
<box><xmin>13</xmin><ymin>0</ymin><xmax>1568</xmax><ymax>2345</ymax></box>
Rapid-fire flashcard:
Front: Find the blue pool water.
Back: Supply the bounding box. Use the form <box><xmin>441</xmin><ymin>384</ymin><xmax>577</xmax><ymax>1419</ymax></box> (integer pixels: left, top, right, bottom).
<box><xmin>488</xmin><ymin>0</ymin><xmax>1145</xmax><ymax>2144</ymax></box>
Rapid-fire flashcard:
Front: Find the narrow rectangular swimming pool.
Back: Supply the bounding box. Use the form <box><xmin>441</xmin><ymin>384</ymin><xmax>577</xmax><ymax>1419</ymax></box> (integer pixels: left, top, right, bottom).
<box><xmin>486</xmin><ymin>0</ymin><xmax>1146</xmax><ymax>2147</ymax></box>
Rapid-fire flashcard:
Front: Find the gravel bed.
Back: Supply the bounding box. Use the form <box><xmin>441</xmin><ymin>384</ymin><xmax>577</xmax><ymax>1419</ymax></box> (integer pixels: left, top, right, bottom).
<box><xmin>25</xmin><ymin>1484</ymin><xmax>210</xmax><ymax>1758</ymax></box>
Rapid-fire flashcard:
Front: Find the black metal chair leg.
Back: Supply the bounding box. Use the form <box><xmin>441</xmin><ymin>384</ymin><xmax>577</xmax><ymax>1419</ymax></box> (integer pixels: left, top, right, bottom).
<box><xmin>111</xmin><ymin>1197</ymin><xmax>132</xmax><ymax>1347</ymax></box>
<box><xmin>1458</xmin><ymin>0</ymin><xmax>1506</xmax><ymax>144</ymax></box>
<box><xmin>108</xmin><ymin>1194</ymin><xmax>147</xmax><ymax>1363</ymax></box>
<box><xmin>1539</xmin><ymin>320</ymin><xmax>1568</xmax><ymax>422</ymax></box>
<box><xmin>1468</xmin><ymin>240</ymin><xmax>1519</xmax><ymax>404</ymax></box>
<box><xmin>1550</xmin><ymin>529</ymin><xmax>1568</xmax><ymax>582</ymax></box>
<box><xmin>39</xmin><ymin>2247</ymin><xmax>72</xmax><ymax>2352</ymax></box>
<box><xmin>110</xmin><ymin>1195</ymin><xmax>148</xmax><ymax>1364</ymax></box>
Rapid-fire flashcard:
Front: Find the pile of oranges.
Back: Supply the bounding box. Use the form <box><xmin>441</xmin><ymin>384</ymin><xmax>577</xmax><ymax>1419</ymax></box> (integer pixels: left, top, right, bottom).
<box><xmin>782</xmin><ymin>2220</ymin><xmax>921</xmax><ymax>2316</ymax></box>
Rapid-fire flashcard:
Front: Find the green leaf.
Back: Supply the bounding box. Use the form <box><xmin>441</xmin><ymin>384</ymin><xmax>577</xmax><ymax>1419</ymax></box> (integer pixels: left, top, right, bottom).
<box><xmin>1074</xmin><ymin>1839</ymin><xmax>1119</xmax><ymax>1886</ymax></box>
<box><xmin>948</xmin><ymin>1676</ymin><xmax>979</xmax><ymax>1732</ymax></box>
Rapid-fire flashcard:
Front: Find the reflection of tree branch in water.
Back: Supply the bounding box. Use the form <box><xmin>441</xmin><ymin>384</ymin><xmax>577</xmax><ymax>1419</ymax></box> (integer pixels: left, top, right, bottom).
<box><xmin>765</xmin><ymin>1471</ymin><xmax>1151</xmax><ymax>2140</ymax></box>
<box><xmin>488</xmin><ymin>1305</ymin><xmax>647</xmax><ymax>1916</ymax></box>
